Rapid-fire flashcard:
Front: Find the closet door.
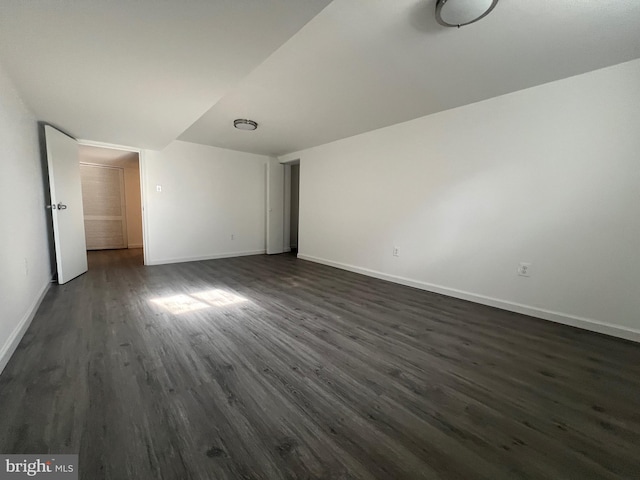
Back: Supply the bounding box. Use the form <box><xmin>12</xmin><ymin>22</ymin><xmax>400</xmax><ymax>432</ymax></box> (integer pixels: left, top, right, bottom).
<box><xmin>80</xmin><ymin>164</ymin><xmax>128</xmax><ymax>250</ymax></box>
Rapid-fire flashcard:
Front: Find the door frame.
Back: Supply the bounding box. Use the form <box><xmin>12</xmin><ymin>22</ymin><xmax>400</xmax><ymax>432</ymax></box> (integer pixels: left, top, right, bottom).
<box><xmin>77</xmin><ymin>139</ymin><xmax>149</xmax><ymax>265</ymax></box>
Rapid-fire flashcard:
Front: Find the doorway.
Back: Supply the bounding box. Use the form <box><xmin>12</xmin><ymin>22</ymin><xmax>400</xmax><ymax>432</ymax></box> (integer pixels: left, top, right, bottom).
<box><xmin>282</xmin><ymin>159</ymin><xmax>300</xmax><ymax>256</ymax></box>
<box><xmin>289</xmin><ymin>164</ymin><xmax>300</xmax><ymax>253</ymax></box>
<box><xmin>78</xmin><ymin>145</ymin><xmax>143</xmax><ymax>261</ymax></box>
<box><xmin>266</xmin><ymin>158</ymin><xmax>300</xmax><ymax>256</ymax></box>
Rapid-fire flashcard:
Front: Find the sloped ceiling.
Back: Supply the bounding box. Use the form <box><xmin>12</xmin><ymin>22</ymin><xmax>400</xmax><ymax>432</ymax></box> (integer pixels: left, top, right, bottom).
<box><xmin>1</xmin><ymin>1</ymin><xmax>640</xmax><ymax>155</ymax></box>
<box><xmin>0</xmin><ymin>0</ymin><xmax>332</xmax><ymax>149</ymax></box>
<box><xmin>180</xmin><ymin>0</ymin><xmax>640</xmax><ymax>156</ymax></box>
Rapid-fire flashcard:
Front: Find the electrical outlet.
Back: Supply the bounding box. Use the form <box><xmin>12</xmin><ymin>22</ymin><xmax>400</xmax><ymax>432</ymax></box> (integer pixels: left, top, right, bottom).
<box><xmin>231</xmin><ymin>234</ymin><xmax>235</xmax><ymax>240</ymax></box>
<box><xmin>393</xmin><ymin>247</ymin><xmax>399</xmax><ymax>257</ymax></box>
<box><xmin>517</xmin><ymin>262</ymin><xmax>532</xmax><ymax>277</ymax></box>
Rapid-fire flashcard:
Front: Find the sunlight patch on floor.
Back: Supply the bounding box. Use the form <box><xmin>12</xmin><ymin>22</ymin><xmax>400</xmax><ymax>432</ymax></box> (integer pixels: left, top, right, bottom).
<box><xmin>191</xmin><ymin>289</ymin><xmax>248</xmax><ymax>307</ymax></box>
<box><xmin>150</xmin><ymin>289</ymin><xmax>248</xmax><ymax>315</ymax></box>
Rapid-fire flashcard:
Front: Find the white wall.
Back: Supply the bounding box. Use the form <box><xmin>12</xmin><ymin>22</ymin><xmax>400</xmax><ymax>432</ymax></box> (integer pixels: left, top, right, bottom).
<box><xmin>0</xmin><ymin>62</ymin><xmax>51</xmax><ymax>373</ymax></box>
<box><xmin>123</xmin><ymin>165</ymin><xmax>143</xmax><ymax>248</ymax></box>
<box><xmin>284</xmin><ymin>59</ymin><xmax>640</xmax><ymax>341</ymax></box>
<box><xmin>143</xmin><ymin>141</ymin><xmax>268</xmax><ymax>264</ymax></box>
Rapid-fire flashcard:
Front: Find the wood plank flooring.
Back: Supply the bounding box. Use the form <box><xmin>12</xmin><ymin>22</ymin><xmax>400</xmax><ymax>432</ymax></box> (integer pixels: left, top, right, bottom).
<box><xmin>0</xmin><ymin>249</ymin><xmax>639</xmax><ymax>479</ymax></box>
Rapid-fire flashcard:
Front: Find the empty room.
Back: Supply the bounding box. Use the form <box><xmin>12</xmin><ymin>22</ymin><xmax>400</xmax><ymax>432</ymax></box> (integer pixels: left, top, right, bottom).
<box><xmin>1</xmin><ymin>1</ymin><xmax>639</xmax><ymax>479</ymax></box>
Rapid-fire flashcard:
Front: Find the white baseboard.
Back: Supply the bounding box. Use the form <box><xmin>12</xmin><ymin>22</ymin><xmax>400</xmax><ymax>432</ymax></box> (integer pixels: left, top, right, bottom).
<box><xmin>298</xmin><ymin>254</ymin><xmax>640</xmax><ymax>343</ymax></box>
<box><xmin>0</xmin><ymin>282</ymin><xmax>50</xmax><ymax>375</ymax></box>
<box><xmin>146</xmin><ymin>249</ymin><xmax>266</xmax><ymax>266</ymax></box>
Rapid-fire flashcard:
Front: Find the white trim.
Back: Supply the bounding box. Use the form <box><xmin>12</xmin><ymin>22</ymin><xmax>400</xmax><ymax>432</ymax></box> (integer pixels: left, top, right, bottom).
<box><xmin>298</xmin><ymin>254</ymin><xmax>640</xmax><ymax>343</ymax></box>
<box><xmin>77</xmin><ymin>138</ymin><xmax>142</xmax><ymax>153</ymax></box>
<box><xmin>0</xmin><ymin>282</ymin><xmax>50</xmax><ymax>375</ymax></box>
<box><xmin>139</xmin><ymin>149</ymin><xmax>150</xmax><ymax>266</ymax></box>
<box><xmin>146</xmin><ymin>249</ymin><xmax>266</xmax><ymax>266</ymax></box>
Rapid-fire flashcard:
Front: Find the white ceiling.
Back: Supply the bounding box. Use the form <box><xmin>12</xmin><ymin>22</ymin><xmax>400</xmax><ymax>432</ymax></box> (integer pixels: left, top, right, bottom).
<box><xmin>180</xmin><ymin>0</ymin><xmax>640</xmax><ymax>156</ymax></box>
<box><xmin>0</xmin><ymin>0</ymin><xmax>331</xmax><ymax>149</ymax></box>
<box><xmin>1</xmin><ymin>1</ymin><xmax>640</xmax><ymax>156</ymax></box>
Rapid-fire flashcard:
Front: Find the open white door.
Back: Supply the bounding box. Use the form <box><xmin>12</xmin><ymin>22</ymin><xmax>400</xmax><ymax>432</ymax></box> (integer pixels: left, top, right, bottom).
<box><xmin>266</xmin><ymin>158</ymin><xmax>284</xmax><ymax>254</ymax></box>
<box><xmin>45</xmin><ymin>125</ymin><xmax>88</xmax><ymax>284</ymax></box>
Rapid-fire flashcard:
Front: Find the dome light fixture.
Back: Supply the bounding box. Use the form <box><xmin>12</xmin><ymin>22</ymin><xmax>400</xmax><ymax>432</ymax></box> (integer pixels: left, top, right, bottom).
<box><xmin>233</xmin><ymin>119</ymin><xmax>258</xmax><ymax>131</ymax></box>
<box><xmin>435</xmin><ymin>0</ymin><xmax>499</xmax><ymax>28</ymax></box>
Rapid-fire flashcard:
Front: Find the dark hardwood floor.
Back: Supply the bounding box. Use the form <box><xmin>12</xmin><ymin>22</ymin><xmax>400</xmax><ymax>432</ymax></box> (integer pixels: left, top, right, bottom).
<box><xmin>1</xmin><ymin>249</ymin><xmax>639</xmax><ymax>479</ymax></box>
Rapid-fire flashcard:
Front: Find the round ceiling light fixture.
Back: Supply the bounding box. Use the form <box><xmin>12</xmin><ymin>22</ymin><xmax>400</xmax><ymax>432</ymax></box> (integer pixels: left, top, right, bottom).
<box><xmin>233</xmin><ymin>119</ymin><xmax>258</xmax><ymax>131</ymax></box>
<box><xmin>435</xmin><ymin>0</ymin><xmax>499</xmax><ymax>28</ymax></box>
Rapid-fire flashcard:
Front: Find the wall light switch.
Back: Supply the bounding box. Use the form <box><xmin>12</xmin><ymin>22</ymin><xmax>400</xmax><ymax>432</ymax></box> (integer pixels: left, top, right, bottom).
<box><xmin>156</xmin><ymin>185</ymin><xmax>162</xmax><ymax>192</ymax></box>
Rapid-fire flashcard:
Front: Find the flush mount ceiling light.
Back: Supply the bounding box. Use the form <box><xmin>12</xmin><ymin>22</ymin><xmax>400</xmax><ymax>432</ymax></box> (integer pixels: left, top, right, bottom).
<box><xmin>233</xmin><ymin>119</ymin><xmax>258</xmax><ymax>131</ymax></box>
<box><xmin>435</xmin><ymin>0</ymin><xmax>499</xmax><ymax>28</ymax></box>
